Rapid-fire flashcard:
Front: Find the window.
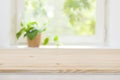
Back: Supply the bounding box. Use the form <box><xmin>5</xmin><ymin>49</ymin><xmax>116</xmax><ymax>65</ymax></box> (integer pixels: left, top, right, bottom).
<box><xmin>16</xmin><ymin>0</ymin><xmax>106</xmax><ymax>46</ymax></box>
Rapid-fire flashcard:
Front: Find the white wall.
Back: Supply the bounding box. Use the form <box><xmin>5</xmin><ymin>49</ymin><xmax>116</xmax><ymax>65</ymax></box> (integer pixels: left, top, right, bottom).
<box><xmin>108</xmin><ymin>0</ymin><xmax>120</xmax><ymax>47</ymax></box>
<box><xmin>0</xmin><ymin>0</ymin><xmax>17</xmax><ymax>47</ymax></box>
<box><xmin>0</xmin><ymin>0</ymin><xmax>11</xmax><ymax>47</ymax></box>
<box><xmin>0</xmin><ymin>75</ymin><xmax>119</xmax><ymax>80</ymax></box>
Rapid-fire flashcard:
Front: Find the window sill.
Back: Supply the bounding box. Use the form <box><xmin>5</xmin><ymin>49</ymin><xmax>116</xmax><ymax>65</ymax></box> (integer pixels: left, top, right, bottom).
<box><xmin>15</xmin><ymin>45</ymin><xmax>117</xmax><ymax>49</ymax></box>
<box><xmin>17</xmin><ymin>45</ymin><xmax>104</xmax><ymax>49</ymax></box>
<box><xmin>0</xmin><ymin>47</ymin><xmax>120</xmax><ymax>73</ymax></box>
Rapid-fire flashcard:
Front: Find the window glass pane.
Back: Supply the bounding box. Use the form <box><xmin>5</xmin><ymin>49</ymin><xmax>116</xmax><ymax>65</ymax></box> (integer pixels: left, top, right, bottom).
<box><xmin>23</xmin><ymin>0</ymin><xmax>96</xmax><ymax>35</ymax></box>
<box><xmin>22</xmin><ymin>0</ymin><xmax>96</xmax><ymax>45</ymax></box>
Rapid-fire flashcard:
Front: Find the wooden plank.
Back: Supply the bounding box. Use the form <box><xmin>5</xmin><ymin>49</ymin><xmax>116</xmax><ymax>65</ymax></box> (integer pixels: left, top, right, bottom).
<box><xmin>0</xmin><ymin>49</ymin><xmax>119</xmax><ymax>73</ymax></box>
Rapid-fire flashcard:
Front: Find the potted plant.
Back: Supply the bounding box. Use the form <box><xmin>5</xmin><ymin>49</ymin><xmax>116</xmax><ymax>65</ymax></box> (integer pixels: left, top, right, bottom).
<box><xmin>16</xmin><ymin>21</ymin><xmax>46</xmax><ymax>47</ymax></box>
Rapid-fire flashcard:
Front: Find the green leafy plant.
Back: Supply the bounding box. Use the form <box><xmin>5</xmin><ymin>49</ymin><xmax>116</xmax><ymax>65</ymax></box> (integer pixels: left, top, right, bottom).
<box><xmin>16</xmin><ymin>21</ymin><xmax>60</xmax><ymax>46</ymax></box>
<box><xmin>16</xmin><ymin>21</ymin><xmax>46</xmax><ymax>40</ymax></box>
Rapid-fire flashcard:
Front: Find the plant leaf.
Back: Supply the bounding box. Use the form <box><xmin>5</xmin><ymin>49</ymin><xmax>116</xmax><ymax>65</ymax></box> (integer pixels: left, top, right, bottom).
<box><xmin>20</xmin><ymin>22</ymin><xmax>24</xmax><ymax>27</ymax></box>
<box><xmin>54</xmin><ymin>36</ymin><xmax>59</xmax><ymax>42</ymax></box>
<box><xmin>24</xmin><ymin>33</ymin><xmax>27</xmax><ymax>37</ymax></box>
<box><xmin>27</xmin><ymin>30</ymin><xmax>38</xmax><ymax>40</ymax></box>
<box><xmin>43</xmin><ymin>37</ymin><xmax>49</xmax><ymax>45</ymax></box>
<box><xmin>16</xmin><ymin>28</ymin><xmax>26</xmax><ymax>39</ymax></box>
<box><xmin>27</xmin><ymin>21</ymin><xmax>38</xmax><ymax>28</ymax></box>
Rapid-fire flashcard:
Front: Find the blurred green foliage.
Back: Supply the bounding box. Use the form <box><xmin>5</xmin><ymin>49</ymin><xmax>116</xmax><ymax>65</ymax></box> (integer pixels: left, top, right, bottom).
<box><xmin>25</xmin><ymin>0</ymin><xmax>46</xmax><ymax>15</ymax></box>
<box><xmin>64</xmin><ymin>0</ymin><xmax>96</xmax><ymax>35</ymax></box>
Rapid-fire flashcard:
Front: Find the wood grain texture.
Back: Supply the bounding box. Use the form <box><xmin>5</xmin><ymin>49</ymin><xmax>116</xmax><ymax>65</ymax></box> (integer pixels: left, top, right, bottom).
<box><xmin>0</xmin><ymin>49</ymin><xmax>120</xmax><ymax>73</ymax></box>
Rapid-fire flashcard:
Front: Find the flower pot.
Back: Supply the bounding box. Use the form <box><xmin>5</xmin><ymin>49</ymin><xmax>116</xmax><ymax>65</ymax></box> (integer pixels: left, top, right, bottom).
<box><xmin>27</xmin><ymin>33</ymin><xmax>41</xmax><ymax>47</ymax></box>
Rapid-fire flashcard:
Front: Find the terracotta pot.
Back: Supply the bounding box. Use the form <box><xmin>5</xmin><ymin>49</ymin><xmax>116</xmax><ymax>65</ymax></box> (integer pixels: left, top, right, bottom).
<box><xmin>27</xmin><ymin>33</ymin><xmax>41</xmax><ymax>47</ymax></box>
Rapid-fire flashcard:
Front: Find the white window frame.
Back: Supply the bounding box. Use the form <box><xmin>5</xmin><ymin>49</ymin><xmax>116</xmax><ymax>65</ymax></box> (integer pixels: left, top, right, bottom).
<box><xmin>16</xmin><ymin>0</ymin><xmax>106</xmax><ymax>46</ymax></box>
